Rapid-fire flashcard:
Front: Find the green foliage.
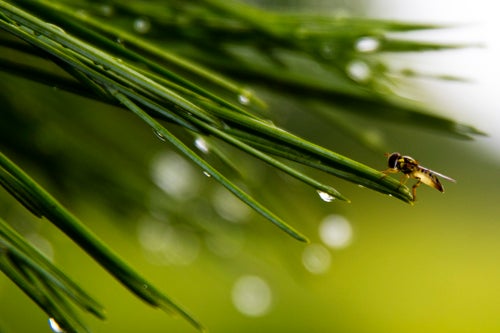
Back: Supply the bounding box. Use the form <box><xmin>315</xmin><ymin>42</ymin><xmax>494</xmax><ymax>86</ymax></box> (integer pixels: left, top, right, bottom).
<box><xmin>0</xmin><ymin>0</ymin><xmax>483</xmax><ymax>332</ymax></box>
<box><xmin>0</xmin><ymin>152</ymin><xmax>204</xmax><ymax>332</ymax></box>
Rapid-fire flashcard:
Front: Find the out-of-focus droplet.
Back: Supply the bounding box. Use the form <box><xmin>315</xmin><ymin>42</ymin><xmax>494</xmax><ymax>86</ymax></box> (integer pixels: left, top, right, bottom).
<box><xmin>302</xmin><ymin>243</ymin><xmax>331</xmax><ymax>274</ymax></box>
<box><xmin>319</xmin><ymin>214</ymin><xmax>353</xmax><ymax>249</ymax></box>
<box><xmin>205</xmin><ymin>231</ymin><xmax>244</xmax><ymax>258</ymax></box>
<box><xmin>75</xmin><ymin>9</ymin><xmax>88</xmax><ymax>19</ymax></box>
<box><xmin>133</xmin><ymin>17</ymin><xmax>151</xmax><ymax>34</ymax></box>
<box><xmin>362</xmin><ymin>129</ymin><xmax>384</xmax><ymax>146</ymax></box>
<box><xmin>151</xmin><ymin>152</ymin><xmax>200</xmax><ymax>200</ymax></box>
<box><xmin>355</xmin><ymin>36</ymin><xmax>380</xmax><ymax>53</ymax></box>
<box><xmin>320</xmin><ymin>43</ymin><xmax>335</xmax><ymax>59</ymax></box>
<box><xmin>346</xmin><ymin>59</ymin><xmax>371</xmax><ymax>83</ymax></box>
<box><xmin>232</xmin><ymin>275</ymin><xmax>272</xmax><ymax>317</ymax></box>
<box><xmin>99</xmin><ymin>4</ymin><xmax>114</xmax><ymax>17</ymax></box>
<box><xmin>294</xmin><ymin>26</ymin><xmax>309</xmax><ymax>39</ymax></box>
<box><xmin>25</xmin><ymin>233</ymin><xmax>54</xmax><ymax>261</ymax></box>
<box><xmin>212</xmin><ymin>187</ymin><xmax>251</xmax><ymax>223</ymax></box>
<box><xmin>138</xmin><ymin>218</ymin><xmax>200</xmax><ymax>266</ymax></box>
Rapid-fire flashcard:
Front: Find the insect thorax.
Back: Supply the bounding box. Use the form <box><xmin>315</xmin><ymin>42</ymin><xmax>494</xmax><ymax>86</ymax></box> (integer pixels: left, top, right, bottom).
<box><xmin>398</xmin><ymin>156</ymin><xmax>419</xmax><ymax>174</ymax></box>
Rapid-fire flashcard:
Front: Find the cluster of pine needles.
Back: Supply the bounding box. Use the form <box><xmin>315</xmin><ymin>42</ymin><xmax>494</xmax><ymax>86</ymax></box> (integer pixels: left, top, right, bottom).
<box><xmin>0</xmin><ymin>1</ymin><xmax>483</xmax><ymax>332</ymax></box>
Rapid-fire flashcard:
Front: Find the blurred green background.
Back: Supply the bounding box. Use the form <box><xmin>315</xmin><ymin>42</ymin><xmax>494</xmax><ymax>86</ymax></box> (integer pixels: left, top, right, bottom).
<box><xmin>1</xmin><ymin>1</ymin><xmax>499</xmax><ymax>333</ymax></box>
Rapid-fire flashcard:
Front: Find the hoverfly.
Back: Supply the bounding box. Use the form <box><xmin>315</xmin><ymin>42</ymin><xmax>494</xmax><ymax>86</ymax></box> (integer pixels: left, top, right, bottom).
<box><xmin>382</xmin><ymin>152</ymin><xmax>456</xmax><ymax>202</ymax></box>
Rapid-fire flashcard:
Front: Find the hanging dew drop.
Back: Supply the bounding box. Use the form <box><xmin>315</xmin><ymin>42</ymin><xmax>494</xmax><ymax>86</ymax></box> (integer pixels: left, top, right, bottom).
<box><xmin>153</xmin><ymin>129</ymin><xmax>166</xmax><ymax>142</ymax></box>
<box><xmin>317</xmin><ymin>190</ymin><xmax>335</xmax><ymax>202</ymax></box>
<box><xmin>238</xmin><ymin>94</ymin><xmax>250</xmax><ymax>105</ymax></box>
<box><xmin>48</xmin><ymin>318</ymin><xmax>64</xmax><ymax>333</ymax></box>
<box><xmin>237</xmin><ymin>89</ymin><xmax>252</xmax><ymax>106</ymax></box>
<box><xmin>46</xmin><ymin>23</ymin><xmax>65</xmax><ymax>34</ymax></box>
<box><xmin>194</xmin><ymin>137</ymin><xmax>209</xmax><ymax>154</ymax></box>
<box><xmin>134</xmin><ymin>17</ymin><xmax>151</xmax><ymax>34</ymax></box>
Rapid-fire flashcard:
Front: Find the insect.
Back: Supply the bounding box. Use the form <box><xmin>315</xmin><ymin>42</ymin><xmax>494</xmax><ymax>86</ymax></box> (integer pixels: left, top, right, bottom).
<box><xmin>382</xmin><ymin>152</ymin><xmax>456</xmax><ymax>202</ymax></box>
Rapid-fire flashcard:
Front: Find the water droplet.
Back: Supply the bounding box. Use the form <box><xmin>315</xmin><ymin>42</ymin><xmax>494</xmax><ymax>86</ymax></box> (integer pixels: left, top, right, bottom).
<box><xmin>388</xmin><ymin>193</ymin><xmax>393</xmax><ymax>197</ymax></box>
<box><xmin>153</xmin><ymin>129</ymin><xmax>166</xmax><ymax>142</ymax></box>
<box><xmin>99</xmin><ymin>5</ymin><xmax>114</xmax><ymax>17</ymax></box>
<box><xmin>319</xmin><ymin>214</ymin><xmax>353</xmax><ymax>249</ymax></box>
<box><xmin>143</xmin><ymin>284</ymin><xmax>148</xmax><ymax>289</ymax></box>
<box><xmin>93</xmin><ymin>61</ymin><xmax>106</xmax><ymax>71</ymax></box>
<box><xmin>134</xmin><ymin>17</ymin><xmax>151</xmax><ymax>34</ymax></box>
<box><xmin>357</xmin><ymin>184</ymin><xmax>365</xmax><ymax>188</ymax></box>
<box><xmin>232</xmin><ymin>275</ymin><xmax>272</xmax><ymax>317</ymax></box>
<box><xmin>237</xmin><ymin>90</ymin><xmax>252</xmax><ymax>105</ymax></box>
<box><xmin>317</xmin><ymin>190</ymin><xmax>335</xmax><ymax>202</ymax></box>
<box><xmin>194</xmin><ymin>137</ymin><xmax>209</xmax><ymax>153</ymax></box>
<box><xmin>18</xmin><ymin>25</ymin><xmax>34</xmax><ymax>35</ymax></box>
<box><xmin>346</xmin><ymin>59</ymin><xmax>371</xmax><ymax>83</ymax></box>
<box><xmin>453</xmin><ymin>123</ymin><xmax>471</xmax><ymax>135</ymax></box>
<box><xmin>75</xmin><ymin>9</ymin><xmax>89</xmax><ymax>19</ymax></box>
<box><xmin>25</xmin><ymin>233</ymin><xmax>54</xmax><ymax>261</ymax></box>
<box><xmin>355</xmin><ymin>37</ymin><xmax>380</xmax><ymax>53</ymax></box>
<box><xmin>116</xmin><ymin>37</ymin><xmax>125</xmax><ymax>46</ymax></box>
<box><xmin>362</xmin><ymin>129</ymin><xmax>384</xmax><ymax>146</ymax></box>
<box><xmin>48</xmin><ymin>318</ymin><xmax>64</xmax><ymax>333</ymax></box>
<box><xmin>203</xmin><ymin>171</ymin><xmax>211</xmax><ymax>178</ymax></box>
<box><xmin>46</xmin><ymin>23</ymin><xmax>65</xmax><ymax>34</ymax></box>
<box><xmin>294</xmin><ymin>26</ymin><xmax>310</xmax><ymax>39</ymax></box>
<box><xmin>333</xmin><ymin>9</ymin><xmax>351</xmax><ymax>19</ymax></box>
<box><xmin>302</xmin><ymin>243</ymin><xmax>331</xmax><ymax>274</ymax></box>
<box><xmin>320</xmin><ymin>43</ymin><xmax>335</xmax><ymax>59</ymax></box>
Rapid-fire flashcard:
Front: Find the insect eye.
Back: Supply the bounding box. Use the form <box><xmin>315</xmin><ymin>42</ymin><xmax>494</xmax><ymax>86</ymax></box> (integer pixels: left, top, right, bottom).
<box><xmin>387</xmin><ymin>153</ymin><xmax>400</xmax><ymax>169</ymax></box>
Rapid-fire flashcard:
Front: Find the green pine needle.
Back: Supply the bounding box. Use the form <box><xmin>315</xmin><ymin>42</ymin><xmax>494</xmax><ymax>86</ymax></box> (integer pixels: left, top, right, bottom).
<box><xmin>0</xmin><ymin>0</ymin><xmax>485</xmax><ymax>332</ymax></box>
<box><xmin>0</xmin><ymin>152</ymin><xmax>205</xmax><ymax>332</ymax></box>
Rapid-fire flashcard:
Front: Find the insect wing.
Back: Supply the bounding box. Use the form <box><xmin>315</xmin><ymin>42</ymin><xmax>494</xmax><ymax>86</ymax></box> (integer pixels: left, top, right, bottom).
<box><xmin>412</xmin><ymin>168</ymin><xmax>444</xmax><ymax>192</ymax></box>
<box><xmin>413</xmin><ymin>166</ymin><xmax>456</xmax><ymax>192</ymax></box>
<box><xmin>429</xmin><ymin>169</ymin><xmax>456</xmax><ymax>183</ymax></box>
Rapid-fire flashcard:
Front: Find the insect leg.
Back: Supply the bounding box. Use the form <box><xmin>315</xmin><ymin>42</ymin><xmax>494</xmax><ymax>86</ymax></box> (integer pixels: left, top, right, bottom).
<box><xmin>380</xmin><ymin>168</ymin><xmax>398</xmax><ymax>180</ymax></box>
<box><xmin>399</xmin><ymin>174</ymin><xmax>409</xmax><ymax>186</ymax></box>
<box><xmin>411</xmin><ymin>179</ymin><xmax>422</xmax><ymax>202</ymax></box>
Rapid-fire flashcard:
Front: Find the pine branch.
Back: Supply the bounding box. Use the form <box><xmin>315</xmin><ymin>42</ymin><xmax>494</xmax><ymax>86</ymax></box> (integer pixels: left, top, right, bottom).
<box><xmin>0</xmin><ymin>0</ymin><xmax>484</xmax><ymax>332</ymax></box>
